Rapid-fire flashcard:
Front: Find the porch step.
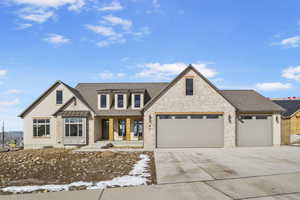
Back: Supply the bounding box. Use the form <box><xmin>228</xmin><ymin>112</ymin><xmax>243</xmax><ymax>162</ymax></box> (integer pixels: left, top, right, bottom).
<box><xmin>80</xmin><ymin>140</ymin><xmax>144</xmax><ymax>149</ymax></box>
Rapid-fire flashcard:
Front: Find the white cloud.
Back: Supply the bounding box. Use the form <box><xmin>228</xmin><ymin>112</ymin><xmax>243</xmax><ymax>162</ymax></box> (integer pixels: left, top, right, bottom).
<box><xmin>97</xmin><ymin>38</ymin><xmax>126</xmax><ymax>47</ymax></box>
<box><xmin>10</xmin><ymin>0</ymin><xmax>86</xmax><ymax>24</ymax></box>
<box><xmin>44</xmin><ymin>34</ymin><xmax>71</xmax><ymax>45</ymax></box>
<box><xmin>133</xmin><ymin>26</ymin><xmax>150</xmax><ymax>37</ymax></box>
<box><xmin>19</xmin><ymin>8</ymin><xmax>54</xmax><ymax>23</ymax></box>
<box><xmin>86</xmin><ymin>14</ymin><xmax>150</xmax><ymax>47</ymax></box>
<box><xmin>0</xmin><ymin>69</ymin><xmax>7</xmax><ymax>77</ymax></box>
<box><xmin>255</xmin><ymin>82</ymin><xmax>292</xmax><ymax>91</ymax></box>
<box><xmin>86</xmin><ymin>24</ymin><xmax>126</xmax><ymax>47</ymax></box>
<box><xmin>102</xmin><ymin>15</ymin><xmax>132</xmax><ymax>31</ymax></box>
<box><xmin>98</xmin><ymin>0</ymin><xmax>123</xmax><ymax>11</ymax></box>
<box><xmin>86</xmin><ymin>25</ymin><xmax>118</xmax><ymax>37</ymax></box>
<box><xmin>98</xmin><ymin>71</ymin><xmax>126</xmax><ymax>79</ymax></box>
<box><xmin>16</xmin><ymin>23</ymin><xmax>32</xmax><ymax>29</ymax></box>
<box><xmin>11</xmin><ymin>0</ymin><xmax>85</xmax><ymax>10</ymax></box>
<box><xmin>136</xmin><ymin>62</ymin><xmax>217</xmax><ymax>80</ymax></box>
<box><xmin>5</xmin><ymin>89</ymin><xmax>22</xmax><ymax>94</ymax></box>
<box><xmin>282</xmin><ymin>66</ymin><xmax>300</xmax><ymax>81</ymax></box>
<box><xmin>146</xmin><ymin>0</ymin><xmax>161</xmax><ymax>14</ymax></box>
<box><xmin>274</xmin><ymin>36</ymin><xmax>300</xmax><ymax>48</ymax></box>
<box><xmin>0</xmin><ymin>99</ymin><xmax>20</xmax><ymax>107</ymax></box>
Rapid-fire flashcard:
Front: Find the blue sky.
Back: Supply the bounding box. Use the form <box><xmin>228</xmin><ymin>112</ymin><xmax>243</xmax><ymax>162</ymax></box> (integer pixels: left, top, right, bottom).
<box><xmin>1</xmin><ymin>0</ymin><xmax>300</xmax><ymax>130</ymax></box>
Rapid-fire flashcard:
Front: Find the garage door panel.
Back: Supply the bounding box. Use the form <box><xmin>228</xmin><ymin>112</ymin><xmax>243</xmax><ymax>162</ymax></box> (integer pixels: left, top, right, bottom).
<box><xmin>237</xmin><ymin>115</ymin><xmax>273</xmax><ymax>147</ymax></box>
<box><xmin>157</xmin><ymin>115</ymin><xmax>224</xmax><ymax>148</ymax></box>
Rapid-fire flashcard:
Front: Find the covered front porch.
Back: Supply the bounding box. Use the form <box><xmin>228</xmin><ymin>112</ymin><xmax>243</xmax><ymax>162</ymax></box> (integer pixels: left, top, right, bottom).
<box><xmin>91</xmin><ymin>116</ymin><xmax>144</xmax><ymax>148</ymax></box>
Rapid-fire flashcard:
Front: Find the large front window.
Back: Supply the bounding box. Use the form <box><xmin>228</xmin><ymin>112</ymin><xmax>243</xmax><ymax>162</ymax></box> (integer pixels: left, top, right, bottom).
<box><xmin>64</xmin><ymin>118</ymin><xmax>84</xmax><ymax>137</ymax></box>
<box><xmin>134</xmin><ymin>120</ymin><xmax>143</xmax><ymax>137</ymax></box>
<box><xmin>117</xmin><ymin>94</ymin><xmax>124</xmax><ymax>108</ymax></box>
<box><xmin>33</xmin><ymin>119</ymin><xmax>50</xmax><ymax>137</ymax></box>
<box><xmin>118</xmin><ymin>120</ymin><xmax>126</xmax><ymax>136</ymax></box>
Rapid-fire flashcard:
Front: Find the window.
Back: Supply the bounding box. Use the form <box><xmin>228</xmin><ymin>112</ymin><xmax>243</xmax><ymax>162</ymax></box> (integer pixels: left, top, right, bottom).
<box><xmin>56</xmin><ymin>90</ymin><xmax>63</xmax><ymax>104</ymax></box>
<box><xmin>206</xmin><ymin>115</ymin><xmax>221</xmax><ymax>119</ymax></box>
<box><xmin>118</xmin><ymin>120</ymin><xmax>126</xmax><ymax>136</ymax></box>
<box><xmin>117</xmin><ymin>94</ymin><xmax>124</xmax><ymax>108</ymax></box>
<box><xmin>134</xmin><ymin>120</ymin><xmax>143</xmax><ymax>137</ymax></box>
<box><xmin>241</xmin><ymin>116</ymin><xmax>252</xmax><ymax>120</ymax></box>
<box><xmin>33</xmin><ymin>119</ymin><xmax>50</xmax><ymax>137</ymax></box>
<box><xmin>186</xmin><ymin>78</ymin><xmax>193</xmax><ymax>96</ymax></box>
<box><xmin>190</xmin><ymin>115</ymin><xmax>204</xmax><ymax>119</ymax></box>
<box><xmin>134</xmin><ymin>94</ymin><xmax>141</xmax><ymax>108</ymax></box>
<box><xmin>100</xmin><ymin>94</ymin><xmax>107</xmax><ymax>108</ymax></box>
<box><xmin>159</xmin><ymin>115</ymin><xmax>172</xmax><ymax>119</ymax></box>
<box><xmin>174</xmin><ymin>115</ymin><xmax>188</xmax><ymax>119</ymax></box>
<box><xmin>256</xmin><ymin>116</ymin><xmax>268</xmax><ymax>120</ymax></box>
<box><xmin>65</xmin><ymin>118</ymin><xmax>84</xmax><ymax>137</ymax></box>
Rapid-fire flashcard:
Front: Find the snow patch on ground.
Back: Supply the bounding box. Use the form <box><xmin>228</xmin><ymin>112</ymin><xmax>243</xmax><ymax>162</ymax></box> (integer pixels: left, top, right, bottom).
<box><xmin>1</xmin><ymin>154</ymin><xmax>150</xmax><ymax>193</ymax></box>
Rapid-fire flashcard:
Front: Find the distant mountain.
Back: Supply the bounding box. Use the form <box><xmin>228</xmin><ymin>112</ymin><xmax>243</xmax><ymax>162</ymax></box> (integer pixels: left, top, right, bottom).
<box><xmin>0</xmin><ymin>131</ymin><xmax>23</xmax><ymax>146</ymax></box>
<box><xmin>4</xmin><ymin>131</ymin><xmax>23</xmax><ymax>138</ymax></box>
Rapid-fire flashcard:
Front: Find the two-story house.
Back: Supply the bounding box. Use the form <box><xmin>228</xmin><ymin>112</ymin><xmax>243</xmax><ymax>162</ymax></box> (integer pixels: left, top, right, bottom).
<box><xmin>19</xmin><ymin>65</ymin><xmax>284</xmax><ymax>149</ymax></box>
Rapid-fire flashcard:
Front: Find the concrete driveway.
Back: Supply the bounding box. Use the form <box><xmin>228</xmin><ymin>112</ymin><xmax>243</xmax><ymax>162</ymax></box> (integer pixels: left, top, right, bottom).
<box><xmin>155</xmin><ymin>146</ymin><xmax>300</xmax><ymax>184</ymax></box>
<box><xmin>3</xmin><ymin>146</ymin><xmax>300</xmax><ymax>200</ymax></box>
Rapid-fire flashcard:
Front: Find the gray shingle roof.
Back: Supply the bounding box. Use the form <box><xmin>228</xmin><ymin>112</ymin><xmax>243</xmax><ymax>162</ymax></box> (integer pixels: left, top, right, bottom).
<box><xmin>272</xmin><ymin>100</ymin><xmax>300</xmax><ymax>117</ymax></box>
<box><xmin>75</xmin><ymin>82</ymin><xmax>168</xmax><ymax>116</ymax></box>
<box><xmin>59</xmin><ymin>111</ymin><xmax>91</xmax><ymax>117</ymax></box>
<box><xmin>220</xmin><ymin>90</ymin><xmax>285</xmax><ymax>113</ymax></box>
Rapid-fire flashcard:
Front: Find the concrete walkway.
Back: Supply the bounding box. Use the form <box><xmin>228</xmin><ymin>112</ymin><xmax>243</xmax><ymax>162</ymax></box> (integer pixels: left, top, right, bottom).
<box><xmin>3</xmin><ymin>173</ymin><xmax>300</xmax><ymax>200</ymax></box>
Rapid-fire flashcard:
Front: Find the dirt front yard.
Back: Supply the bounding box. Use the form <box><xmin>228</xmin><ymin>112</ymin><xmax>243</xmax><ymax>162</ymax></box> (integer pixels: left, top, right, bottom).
<box><xmin>0</xmin><ymin>149</ymin><xmax>155</xmax><ymax>194</ymax></box>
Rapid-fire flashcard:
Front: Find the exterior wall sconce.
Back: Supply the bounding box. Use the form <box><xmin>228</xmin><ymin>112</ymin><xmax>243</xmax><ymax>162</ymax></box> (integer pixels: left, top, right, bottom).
<box><xmin>228</xmin><ymin>114</ymin><xmax>232</xmax><ymax>123</ymax></box>
<box><xmin>148</xmin><ymin>115</ymin><xmax>152</xmax><ymax>128</ymax></box>
<box><xmin>276</xmin><ymin>116</ymin><xmax>279</xmax><ymax>124</ymax></box>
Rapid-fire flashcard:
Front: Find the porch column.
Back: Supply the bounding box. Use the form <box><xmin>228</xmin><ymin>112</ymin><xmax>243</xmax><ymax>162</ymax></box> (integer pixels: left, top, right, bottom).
<box><xmin>109</xmin><ymin>118</ymin><xmax>114</xmax><ymax>141</ymax></box>
<box><xmin>126</xmin><ymin>118</ymin><xmax>131</xmax><ymax>141</ymax></box>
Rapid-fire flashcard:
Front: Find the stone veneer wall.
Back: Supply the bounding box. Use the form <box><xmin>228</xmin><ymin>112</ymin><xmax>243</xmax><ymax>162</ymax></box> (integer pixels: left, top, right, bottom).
<box><xmin>143</xmin><ymin>69</ymin><xmax>236</xmax><ymax>150</ymax></box>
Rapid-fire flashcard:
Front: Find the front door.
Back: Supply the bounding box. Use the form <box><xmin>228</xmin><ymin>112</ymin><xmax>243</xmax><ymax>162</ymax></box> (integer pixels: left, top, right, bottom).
<box><xmin>118</xmin><ymin>119</ymin><xmax>126</xmax><ymax>140</ymax></box>
<box><xmin>102</xmin><ymin>119</ymin><xmax>109</xmax><ymax>140</ymax></box>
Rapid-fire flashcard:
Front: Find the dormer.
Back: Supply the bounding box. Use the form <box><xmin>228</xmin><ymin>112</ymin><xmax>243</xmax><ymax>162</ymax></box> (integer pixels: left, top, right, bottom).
<box><xmin>115</xmin><ymin>93</ymin><xmax>127</xmax><ymax>109</ymax></box>
<box><xmin>98</xmin><ymin>93</ymin><xmax>110</xmax><ymax>110</ymax></box>
<box><xmin>131</xmin><ymin>93</ymin><xmax>144</xmax><ymax>109</ymax></box>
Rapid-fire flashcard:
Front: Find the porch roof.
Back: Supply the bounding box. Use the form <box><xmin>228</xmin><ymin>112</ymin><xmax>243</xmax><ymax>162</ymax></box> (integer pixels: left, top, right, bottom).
<box><xmin>59</xmin><ymin>111</ymin><xmax>91</xmax><ymax>118</ymax></box>
<box><xmin>95</xmin><ymin>109</ymin><xmax>142</xmax><ymax>117</ymax></box>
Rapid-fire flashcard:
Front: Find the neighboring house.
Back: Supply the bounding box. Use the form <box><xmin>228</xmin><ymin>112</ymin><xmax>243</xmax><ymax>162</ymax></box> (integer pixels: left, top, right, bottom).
<box><xmin>273</xmin><ymin>98</ymin><xmax>300</xmax><ymax>144</ymax></box>
<box><xmin>19</xmin><ymin>65</ymin><xmax>284</xmax><ymax>149</ymax></box>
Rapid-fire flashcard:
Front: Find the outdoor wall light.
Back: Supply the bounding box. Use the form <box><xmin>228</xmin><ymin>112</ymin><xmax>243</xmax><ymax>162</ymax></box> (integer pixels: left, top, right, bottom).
<box><xmin>148</xmin><ymin>115</ymin><xmax>152</xmax><ymax>128</ymax></box>
<box><xmin>228</xmin><ymin>114</ymin><xmax>232</xmax><ymax>123</ymax></box>
<box><xmin>276</xmin><ymin>116</ymin><xmax>279</xmax><ymax>124</ymax></box>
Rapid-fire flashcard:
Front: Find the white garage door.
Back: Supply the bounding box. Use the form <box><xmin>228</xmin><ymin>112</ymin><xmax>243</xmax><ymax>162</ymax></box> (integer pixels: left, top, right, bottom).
<box><xmin>156</xmin><ymin>114</ymin><xmax>224</xmax><ymax>148</ymax></box>
<box><xmin>237</xmin><ymin>115</ymin><xmax>273</xmax><ymax>147</ymax></box>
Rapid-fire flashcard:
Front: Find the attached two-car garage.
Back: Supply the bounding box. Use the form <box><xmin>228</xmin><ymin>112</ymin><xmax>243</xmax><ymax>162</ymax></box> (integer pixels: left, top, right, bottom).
<box><xmin>144</xmin><ymin>67</ymin><xmax>283</xmax><ymax>149</ymax></box>
<box><xmin>156</xmin><ymin>114</ymin><xmax>224</xmax><ymax>148</ymax></box>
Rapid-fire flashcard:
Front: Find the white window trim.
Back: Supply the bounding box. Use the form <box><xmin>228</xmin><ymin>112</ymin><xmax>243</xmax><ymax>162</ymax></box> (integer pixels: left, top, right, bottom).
<box><xmin>98</xmin><ymin>94</ymin><xmax>110</xmax><ymax>110</ymax></box>
<box><xmin>115</xmin><ymin>93</ymin><xmax>127</xmax><ymax>109</ymax></box>
<box><xmin>64</xmin><ymin>118</ymin><xmax>86</xmax><ymax>137</ymax></box>
<box><xmin>131</xmin><ymin>93</ymin><xmax>144</xmax><ymax>109</ymax></box>
<box><xmin>33</xmin><ymin>118</ymin><xmax>51</xmax><ymax>137</ymax></box>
